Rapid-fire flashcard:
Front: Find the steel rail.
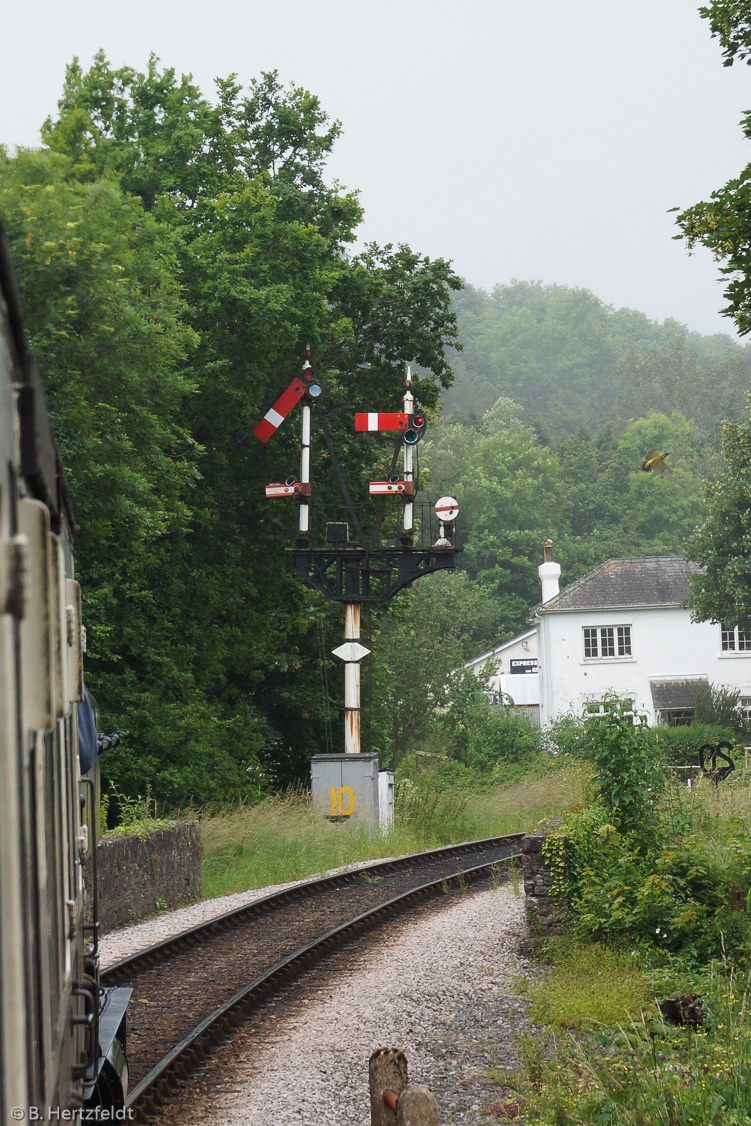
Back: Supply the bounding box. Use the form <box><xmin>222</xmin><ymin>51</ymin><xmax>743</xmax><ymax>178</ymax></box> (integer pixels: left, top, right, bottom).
<box><xmin>102</xmin><ymin>833</ymin><xmax>525</xmax><ymax>986</ymax></box>
<box><xmin>125</xmin><ymin>848</ymin><xmax>521</xmax><ymax>1121</ymax></box>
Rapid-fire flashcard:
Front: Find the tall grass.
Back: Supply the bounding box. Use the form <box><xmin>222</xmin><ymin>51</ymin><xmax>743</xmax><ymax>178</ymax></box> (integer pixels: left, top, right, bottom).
<box><xmin>523</xmin><ymin>938</ymin><xmax>674</xmax><ymax>1030</ymax></box>
<box><xmin>521</xmin><ymin>966</ymin><xmax>751</xmax><ymax>1125</ymax></box>
<box><xmin>687</xmin><ymin>765</ymin><xmax>751</xmax><ymax>826</ymax></box>
<box><xmin>464</xmin><ymin>767</ymin><xmax>587</xmax><ymax>836</ymax></box>
<box><xmin>201</xmin><ymin>763</ymin><xmax>586</xmax><ymax>900</ymax></box>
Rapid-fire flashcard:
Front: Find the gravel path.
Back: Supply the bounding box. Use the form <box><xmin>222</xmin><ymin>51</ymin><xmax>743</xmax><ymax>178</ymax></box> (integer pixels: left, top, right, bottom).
<box><xmin>153</xmin><ymin>881</ymin><xmax>533</xmax><ymax>1126</ymax></box>
<box><xmin>99</xmin><ymin>858</ymin><xmax>398</xmax><ymax>969</ymax></box>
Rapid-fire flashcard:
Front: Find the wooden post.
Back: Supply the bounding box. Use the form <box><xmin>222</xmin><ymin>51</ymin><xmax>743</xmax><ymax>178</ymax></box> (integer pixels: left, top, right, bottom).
<box><xmin>370</xmin><ymin>1047</ymin><xmax>408</xmax><ymax>1126</ymax></box>
<box><xmin>397</xmin><ymin>1086</ymin><xmax>440</xmax><ymax>1126</ymax></box>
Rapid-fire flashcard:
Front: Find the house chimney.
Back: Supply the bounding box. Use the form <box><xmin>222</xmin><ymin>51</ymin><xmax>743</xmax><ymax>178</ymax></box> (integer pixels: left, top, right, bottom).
<box><xmin>539</xmin><ymin>538</ymin><xmax>561</xmax><ymax>603</ymax></box>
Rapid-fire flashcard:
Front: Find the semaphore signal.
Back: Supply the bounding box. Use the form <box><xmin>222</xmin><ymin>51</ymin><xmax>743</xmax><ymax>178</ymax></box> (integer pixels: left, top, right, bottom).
<box><xmin>253</xmin><ymin>354</ymin><xmax>322</xmax><ymax>443</ymax></box>
<box><xmin>368</xmin><ymin>480</ymin><xmax>414</xmax><ymax>495</ymax></box>
<box><xmin>355</xmin><ymin>412</ymin><xmax>409</xmax><ymax>432</ymax></box>
<box><xmin>265</xmin><ymin>477</ymin><xmax>306</xmax><ymax>498</ymax></box>
<box><xmin>254</xmin><ymin>348</ymin><xmax>321</xmax><ymax>535</ymax></box>
<box><xmin>254</xmin><ymin>353</ymin><xmax>460</xmax><ymax>764</ymax></box>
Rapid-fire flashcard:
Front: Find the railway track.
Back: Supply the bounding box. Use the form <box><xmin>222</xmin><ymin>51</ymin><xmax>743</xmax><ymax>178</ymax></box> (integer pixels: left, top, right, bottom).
<box><xmin>106</xmin><ymin>834</ymin><xmax>524</xmax><ymax>1122</ymax></box>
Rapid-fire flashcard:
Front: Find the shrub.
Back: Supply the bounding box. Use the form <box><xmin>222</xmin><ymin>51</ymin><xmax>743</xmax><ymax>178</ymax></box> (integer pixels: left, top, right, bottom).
<box><xmin>540</xmin><ymin>696</ymin><xmax>751</xmax><ymax>963</ymax></box>
<box><xmin>466</xmin><ymin>708</ymin><xmax>541</xmax><ymax>771</ymax></box>
<box><xmin>573</xmin><ymin>832</ymin><xmax>729</xmax><ymax>960</ymax></box>
<box><xmin>544</xmin><ymin>711</ymin><xmax>590</xmax><ymax>759</ymax></box>
<box><xmin>432</xmin><ymin>670</ymin><xmax>542</xmax><ymax>772</ymax></box>
<box><xmin>688</xmin><ymin>680</ymin><xmax>744</xmax><ymax>729</ymax></box>
<box><xmin>655</xmin><ymin>722</ymin><xmax>741</xmax><ymax>767</ymax></box>
<box><xmin>580</xmin><ymin>693</ymin><xmax>663</xmax><ymax>838</ymax></box>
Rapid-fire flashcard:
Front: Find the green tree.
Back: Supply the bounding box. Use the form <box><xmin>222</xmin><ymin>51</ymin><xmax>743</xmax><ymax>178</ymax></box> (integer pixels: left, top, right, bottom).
<box><xmin>375</xmin><ymin>571</ymin><xmax>485</xmax><ymax>762</ymax></box>
<box><xmin>698</xmin><ymin>2</ymin><xmax>751</xmax><ymax>67</ymax></box>
<box><xmin>676</xmin><ymin>6</ymin><xmax>751</xmax><ymax>333</ymax></box>
<box><xmin>444</xmin><ymin>280</ymin><xmax>751</xmax><ymax>438</ymax></box>
<box><xmin>3</xmin><ymin>55</ymin><xmax>462</xmax><ymax>803</ymax></box>
<box><xmin>611</xmin><ymin>412</ymin><xmax>707</xmax><ymax>553</ymax></box>
<box><xmin>409</xmin><ymin>401</ymin><xmax>568</xmax><ymax>648</ymax></box>
<box><xmin>0</xmin><ymin>151</ymin><xmax>262</xmax><ymax>807</ymax></box>
<box><xmin>687</xmin><ymin>403</ymin><xmax>751</xmax><ymax>631</ymax></box>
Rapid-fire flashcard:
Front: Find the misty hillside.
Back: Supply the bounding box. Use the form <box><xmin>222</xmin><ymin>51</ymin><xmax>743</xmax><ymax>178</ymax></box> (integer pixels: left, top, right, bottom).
<box><xmin>442</xmin><ymin>281</ymin><xmax>751</xmax><ymax>440</ymax></box>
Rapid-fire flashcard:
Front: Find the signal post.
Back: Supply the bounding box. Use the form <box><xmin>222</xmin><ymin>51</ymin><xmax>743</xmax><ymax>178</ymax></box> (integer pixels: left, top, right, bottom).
<box><xmin>255</xmin><ymin>351</ymin><xmax>460</xmax><ymax>826</ymax></box>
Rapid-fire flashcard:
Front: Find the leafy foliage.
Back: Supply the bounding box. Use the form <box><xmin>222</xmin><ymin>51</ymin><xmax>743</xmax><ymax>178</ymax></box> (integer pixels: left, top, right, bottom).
<box><xmin>699</xmin><ymin>1</ymin><xmax>751</xmax><ymax>66</ymax></box>
<box><xmin>580</xmin><ymin>694</ymin><xmax>664</xmax><ymax>837</ymax></box>
<box><xmin>688</xmin><ymin>404</ymin><xmax>751</xmax><ymax>633</ymax></box>
<box><xmin>675</xmin><ymin>5</ymin><xmax>751</xmax><ymax>334</ymax></box>
<box><xmin>374</xmin><ymin>570</ymin><xmax>486</xmax><ymax>762</ymax></box>
<box><xmin>422</xmin><ymin>402</ymin><xmax>709</xmax><ymax>644</ymax></box>
<box><xmin>687</xmin><ymin>681</ymin><xmax>744</xmax><ymax>729</ymax></box>
<box><xmin>655</xmin><ymin>722</ymin><xmax>742</xmax><ymax>767</ymax></box>
<box><xmin>545</xmin><ymin>698</ymin><xmax>751</xmax><ymax>964</ymax></box>
<box><xmin>2</xmin><ymin>55</ymin><xmax>462</xmax><ymax>805</ymax></box>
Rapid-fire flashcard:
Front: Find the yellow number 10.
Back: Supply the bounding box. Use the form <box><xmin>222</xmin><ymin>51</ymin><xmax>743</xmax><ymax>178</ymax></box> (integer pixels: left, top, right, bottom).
<box><xmin>330</xmin><ymin>786</ymin><xmax>354</xmax><ymax>816</ymax></box>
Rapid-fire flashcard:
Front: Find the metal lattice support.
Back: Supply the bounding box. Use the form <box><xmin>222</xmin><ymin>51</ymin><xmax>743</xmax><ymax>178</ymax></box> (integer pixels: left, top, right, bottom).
<box><xmin>288</xmin><ymin>544</ymin><xmax>459</xmax><ymax>604</ymax></box>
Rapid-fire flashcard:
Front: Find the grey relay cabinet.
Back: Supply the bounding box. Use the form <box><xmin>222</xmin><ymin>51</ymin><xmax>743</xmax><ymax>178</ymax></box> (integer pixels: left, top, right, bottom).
<box><xmin>311</xmin><ymin>753</ymin><xmax>380</xmax><ymax>829</ymax></box>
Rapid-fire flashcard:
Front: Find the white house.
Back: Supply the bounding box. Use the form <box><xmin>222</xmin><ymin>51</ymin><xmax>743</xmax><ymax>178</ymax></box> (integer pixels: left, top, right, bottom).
<box><xmin>533</xmin><ymin>549</ymin><xmax>751</xmax><ymax>726</ymax></box>
<box><xmin>464</xmin><ymin>628</ymin><xmax>540</xmax><ymax>721</ymax></box>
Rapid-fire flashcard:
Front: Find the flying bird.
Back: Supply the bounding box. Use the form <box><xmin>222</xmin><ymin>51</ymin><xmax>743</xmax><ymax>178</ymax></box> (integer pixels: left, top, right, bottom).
<box><xmin>641</xmin><ymin>450</ymin><xmax>672</xmax><ymax>476</ymax></box>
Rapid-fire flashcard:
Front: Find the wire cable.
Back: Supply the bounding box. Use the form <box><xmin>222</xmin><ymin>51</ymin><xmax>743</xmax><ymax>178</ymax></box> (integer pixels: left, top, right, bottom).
<box><xmin>318</xmin><ymin>619</ymin><xmax>334</xmax><ymax>755</ymax></box>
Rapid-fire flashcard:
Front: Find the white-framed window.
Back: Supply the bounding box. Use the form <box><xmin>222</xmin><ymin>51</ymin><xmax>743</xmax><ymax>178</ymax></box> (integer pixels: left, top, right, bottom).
<box><xmin>584</xmin><ymin>699</ymin><xmax>637</xmax><ymax>722</ymax></box>
<box><xmin>737</xmin><ymin>696</ymin><xmax>751</xmax><ymax>722</ymax></box>
<box><xmin>661</xmin><ymin>708</ymin><xmax>694</xmax><ymax>728</ymax></box>
<box><xmin>583</xmin><ymin>625</ymin><xmax>632</xmax><ymax>659</ymax></box>
<box><xmin>721</xmin><ymin>625</ymin><xmax>751</xmax><ymax>652</ymax></box>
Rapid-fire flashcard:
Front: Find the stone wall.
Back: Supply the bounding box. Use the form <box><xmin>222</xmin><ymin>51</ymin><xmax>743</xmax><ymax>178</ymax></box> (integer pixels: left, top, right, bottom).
<box><xmin>87</xmin><ymin>820</ymin><xmax>202</xmax><ymax>933</ymax></box>
<box><xmin>521</xmin><ymin>830</ymin><xmax>568</xmax><ymax>937</ymax></box>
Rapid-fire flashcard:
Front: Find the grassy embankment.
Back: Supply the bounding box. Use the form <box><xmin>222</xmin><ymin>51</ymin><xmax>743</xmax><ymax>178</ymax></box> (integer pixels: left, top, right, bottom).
<box><xmin>200</xmin><ymin>759</ymin><xmax>585</xmax><ymax>900</ymax></box>
<box><xmin>504</xmin><ymin>767</ymin><xmax>751</xmax><ymax>1125</ymax></box>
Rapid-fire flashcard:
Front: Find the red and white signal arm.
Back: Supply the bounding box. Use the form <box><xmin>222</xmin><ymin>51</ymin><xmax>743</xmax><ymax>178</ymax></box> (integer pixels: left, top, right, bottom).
<box><xmin>254</xmin><ymin>378</ymin><xmax>308</xmax><ymax>442</ymax></box>
<box><xmin>355</xmin><ymin>412</ymin><xmax>409</xmax><ymax>432</ymax></box>
<box><xmin>435</xmin><ymin>496</ymin><xmax>459</xmax><ymax>521</ymax></box>
<box><xmin>265</xmin><ymin>480</ymin><xmax>301</xmax><ymax>498</ymax></box>
<box><xmin>369</xmin><ymin>480</ymin><xmax>406</xmax><ymax>495</ymax></box>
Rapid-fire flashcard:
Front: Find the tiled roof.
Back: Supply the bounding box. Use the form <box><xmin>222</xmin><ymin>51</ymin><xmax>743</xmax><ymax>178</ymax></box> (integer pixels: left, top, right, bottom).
<box><xmin>537</xmin><ymin>556</ymin><xmax>702</xmax><ymax>613</ymax></box>
<box><xmin>464</xmin><ymin>628</ymin><xmax>537</xmax><ymax>670</ymax></box>
<box><xmin>650</xmin><ymin>678</ymin><xmax>708</xmax><ymax>711</ymax></box>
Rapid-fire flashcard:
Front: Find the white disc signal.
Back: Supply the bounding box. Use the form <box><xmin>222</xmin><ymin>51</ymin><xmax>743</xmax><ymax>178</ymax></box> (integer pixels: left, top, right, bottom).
<box><xmin>435</xmin><ymin>496</ymin><xmax>459</xmax><ymax>522</ymax></box>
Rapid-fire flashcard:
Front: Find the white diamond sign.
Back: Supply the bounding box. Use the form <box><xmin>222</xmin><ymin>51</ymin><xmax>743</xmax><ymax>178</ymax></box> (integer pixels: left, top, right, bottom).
<box><xmin>332</xmin><ymin>641</ymin><xmax>371</xmax><ymax>662</ymax></box>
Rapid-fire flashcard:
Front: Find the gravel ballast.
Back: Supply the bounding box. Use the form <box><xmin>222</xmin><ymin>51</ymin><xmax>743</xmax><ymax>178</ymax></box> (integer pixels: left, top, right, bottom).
<box><xmin>99</xmin><ymin>858</ymin><xmax>399</xmax><ymax>969</ymax></box>
<box><xmin>152</xmin><ymin>881</ymin><xmax>533</xmax><ymax>1126</ymax></box>
<box><xmin>115</xmin><ymin>845</ymin><xmax>518</xmax><ymax>1088</ymax></box>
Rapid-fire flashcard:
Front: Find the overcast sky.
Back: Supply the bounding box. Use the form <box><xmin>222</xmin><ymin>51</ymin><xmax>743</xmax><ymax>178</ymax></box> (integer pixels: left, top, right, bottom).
<box><xmin>3</xmin><ymin>0</ymin><xmax>751</xmax><ymax>338</ymax></box>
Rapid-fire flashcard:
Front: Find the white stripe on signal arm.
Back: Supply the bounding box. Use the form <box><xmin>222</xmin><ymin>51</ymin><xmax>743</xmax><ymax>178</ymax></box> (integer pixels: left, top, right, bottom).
<box><xmin>266</xmin><ymin>407</ymin><xmax>284</xmax><ymax>427</ymax></box>
<box><xmin>369</xmin><ymin>482</ymin><xmax>405</xmax><ymax>494</ymax></box>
